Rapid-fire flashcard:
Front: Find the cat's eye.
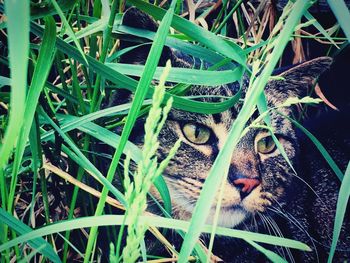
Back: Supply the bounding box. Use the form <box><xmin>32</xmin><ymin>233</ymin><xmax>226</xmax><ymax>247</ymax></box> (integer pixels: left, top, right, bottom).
<box><xmin>182</xmin><ymin>123</ymin><xmax>211</xmax><ymax>144</ymax></box>
<box><xmin>256</xmin><ymin>136</ymin><xmax>276</xmax><ymax>154</ymax></box>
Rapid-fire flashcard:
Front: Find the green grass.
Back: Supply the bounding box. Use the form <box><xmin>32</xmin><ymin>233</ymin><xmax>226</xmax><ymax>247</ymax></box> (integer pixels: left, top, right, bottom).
<box><xmin>0</xmin><ymin>0</ymin><xmax>349</xmax><ymax>262</ymax></box>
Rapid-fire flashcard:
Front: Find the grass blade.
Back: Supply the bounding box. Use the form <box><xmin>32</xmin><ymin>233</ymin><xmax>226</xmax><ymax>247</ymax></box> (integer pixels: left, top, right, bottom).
<box><xmin>0</xmin><ymin>208</ymin><xmax>61</xmax><ymax>263</ymax></box>
<box><xmin>328</xmin><ymin>162</ymin><xmax>350</xmax><ymax>262</ymax></box>
<box><xmin>30</xmin><ymin>0</ymin><xmax>76</xmax><ymax>19</ymax></box>
<box><xmin>114</xmin><ymin>25</ymin><xmax>228</xmax><ymax>64</ymax></box>
<box><xmin>0</xmin><ymin>215</ymin><xmax>310</xmax><ymax>253</ymax></box>
<box><xmin>38</xmin><ymin>107</ymin><xmax>127</xmax><ymax>206</ymax></box>
<box><xmin>304</xmin><ymin>11</ymin><xmax>339</xmax><ymax>48</ymax></box>
<box><xmin>128</xmin><ymin>0</ymin><xmax>246</xmax><ymax>67</ymax></box>
<box><xmin>0</xmin><ymin>76</ymin><xmax>11</xmax><ymax>87</ymax></box>
<box><xmin>8</xmin><ymin>16</ymin><xmax>56</xmax><ymax>213</ymax></box>
<box><xmin>50</xmin><ymin>0</ymin><xmax>88</xmax><ymax>65</ymax></box>
<box><xmin>29</xmin><ymin>22</ymin><xmax>242</xmax><ymax>114</ymax></box>
<box><xmin>0</xmin><ymin>0</ymin><xmax>29</xmax><ymax>170</ymax></box>
<box><xmin>106</xmin><ymin>63</ymin><xmax>243</xmax><ymax>86</ymax></box>
<box><xmin>327</xmin><ymin>0</ymin><xmax>350</xmax><ymax>41</ymax></box>
<box><xmin>279</xmin><ymin>113</ymin><xmax>344</xmax><ymax>181</ymax></box>
<box><xmin>244</xmin><ymin>239</ymin><xmax>287</xmax><ymax>263</ymax></box>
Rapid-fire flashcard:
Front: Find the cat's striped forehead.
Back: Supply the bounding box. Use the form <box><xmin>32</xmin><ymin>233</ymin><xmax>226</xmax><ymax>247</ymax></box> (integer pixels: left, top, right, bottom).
<box><xmin>168</xmin><ymin>82</ymin><xmax>242</xmax><ymax>129</ymax></box>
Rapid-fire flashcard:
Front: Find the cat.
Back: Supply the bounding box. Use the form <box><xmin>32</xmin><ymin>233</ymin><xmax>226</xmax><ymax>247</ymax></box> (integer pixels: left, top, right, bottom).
<box><xmin>106</xmin><ymin>7</ymin><xmax>350</xmax><ymax>262</ymax></box>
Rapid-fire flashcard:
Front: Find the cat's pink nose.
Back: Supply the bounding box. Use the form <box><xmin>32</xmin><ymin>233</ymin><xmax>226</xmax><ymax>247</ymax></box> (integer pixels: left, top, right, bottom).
<box><xmin>233</xmin><ymin>178</ymin><xmax>261</xmax><ymax>194</ymax></box>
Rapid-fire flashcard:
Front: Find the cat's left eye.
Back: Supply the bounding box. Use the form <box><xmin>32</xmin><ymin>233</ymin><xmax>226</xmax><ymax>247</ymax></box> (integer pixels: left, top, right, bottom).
<box><xmin>257</xmin><ymin>136</ymin><xmax>276</xmax><ymax>154</ymax></box>
<box><xmin>182</xmin><ymin>123</ymin><xmax>211</xmax><ymax>144</ymax></box>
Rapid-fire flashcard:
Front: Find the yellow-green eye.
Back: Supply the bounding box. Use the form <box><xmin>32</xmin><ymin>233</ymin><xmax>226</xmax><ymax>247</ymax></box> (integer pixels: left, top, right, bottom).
<box><xmin>182</xmin><ymin>123</ymin><xmax>211</xmax><ymax>144</ymax></box>
<box><xmin>257</xmin><ymin>136</ymin><xmax>276</xmax><ymax>154</ymax></box>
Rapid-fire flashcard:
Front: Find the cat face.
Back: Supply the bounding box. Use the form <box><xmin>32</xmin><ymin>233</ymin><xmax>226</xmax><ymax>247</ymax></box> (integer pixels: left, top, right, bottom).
<box><xmin>119</xmin><ymin>7</ymin><xmax>332</xmax><ymax>228</ymax></box>
<box><xmin>149</xmin><ymin>60</ymin><xmax>331</xmax><ymax>228</ymax></box>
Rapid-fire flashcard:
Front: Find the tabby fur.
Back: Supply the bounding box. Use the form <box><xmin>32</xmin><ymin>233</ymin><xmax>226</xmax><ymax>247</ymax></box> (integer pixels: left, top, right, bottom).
<box><xmin>107</xmin><ymin>7</ymin><xmax>350</xmax><ymax>262</ymax></box>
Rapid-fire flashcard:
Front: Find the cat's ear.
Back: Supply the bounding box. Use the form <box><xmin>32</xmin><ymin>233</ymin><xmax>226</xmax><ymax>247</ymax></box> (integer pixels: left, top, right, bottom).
<box><xmin>264</xmin><ymin>57</ymin><xmax>332</xmax><ymax>107</ymax></box>
<box><xmin>119</xmin><ymin>7</ymin><xmax>180</xmax><ymax>66</ymax></box>
<box><xmin>277</xmin><ymin>57</ymin><xmax>333</xmax><ymax>94</ymax></box>
<box><xmin>122</xmin><ymin>7</ymin><xmax>159</xmax><ymax>32</ymax></box>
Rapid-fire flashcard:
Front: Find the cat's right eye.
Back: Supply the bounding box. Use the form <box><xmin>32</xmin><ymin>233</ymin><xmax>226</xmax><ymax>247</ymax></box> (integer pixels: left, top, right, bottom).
<box><xmin>182</xmin><ymin>123</ymin><xmax>211</xmax><ymax>145</ymax></box>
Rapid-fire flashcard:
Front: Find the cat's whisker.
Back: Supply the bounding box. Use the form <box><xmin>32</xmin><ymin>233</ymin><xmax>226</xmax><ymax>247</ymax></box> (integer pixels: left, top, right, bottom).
<box><xmin>258</xmin><ymin>213</ymin><xmax>272</xmax><ymax>236</ymax></box>
<box><xmin>276</xmin><ymin>162</ymin><xmax>331</xmax><ymax>214</ymax></box>
<box><xmin>257</xmin><ymin>214</ymin><xmax>281</xmax><ymax>254</ymax></box>
<box><xmin>261</xmin><ymin>214</ymin><xmax>289</xmax><ymax>261</ymax></box>
<box><xmin>252</xmin><ymin>214</ymin><xmax>259</xmax><ymax>232</ymax></box>
<box><xmin>268</xmin><ymin>215</ymin><xmax>295</xmax><ymax>263</ymax></box>
<box><xmin>267</xmin><ymin>204</ymin><xmax>321</xmax><ymax>263</ymax></box>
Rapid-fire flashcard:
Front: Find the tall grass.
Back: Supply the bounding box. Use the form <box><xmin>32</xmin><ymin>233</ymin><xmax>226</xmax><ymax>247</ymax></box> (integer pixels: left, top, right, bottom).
<box><xmin>0</xmin><ymin>0</ymin><xmax>349</xmax><ymax>262</ymax></box>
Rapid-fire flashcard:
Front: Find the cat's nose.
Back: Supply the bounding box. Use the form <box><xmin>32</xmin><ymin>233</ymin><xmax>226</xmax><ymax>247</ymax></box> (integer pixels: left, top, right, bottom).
<box><xmin>233</xmin><ymin>178</ymin><xmax>261</xmax><ymax>198</ymax></box>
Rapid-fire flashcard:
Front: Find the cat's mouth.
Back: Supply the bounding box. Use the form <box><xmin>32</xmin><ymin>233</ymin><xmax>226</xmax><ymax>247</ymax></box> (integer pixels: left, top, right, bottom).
<box><xmin>214</xmin><ymin>194</ymin><xmax>272</xmax><ymax>228</ymax></box>
<box><xmin>163</xmin><ymin>178</ymin><xmax>272</xmax><ymax>227</ymax></box>
<box><xmin>208</xmin><ymin>206</ymin><xmax>247</xmax><ymax>228</ymax></box>
<box><xmin>212</xmin><ymin>185</ymin><xmax>273</xmax><ymax>227</ymax></box>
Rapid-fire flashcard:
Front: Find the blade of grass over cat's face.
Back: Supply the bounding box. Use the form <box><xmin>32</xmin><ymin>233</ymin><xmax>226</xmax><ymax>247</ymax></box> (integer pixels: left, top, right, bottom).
<box><xmin>83</xmin><ymin>1</ymin><xmax>179</xmax><ymax>262</ymax></box>
<box><xmin>0</xmin><ymin>209</ymin><xmax>61</xmax><ymax>263</ymax></box>
<box><xmin>177</xmin><ymin>1</ymin><xmax>312</xmax><ymax>261</ymax></box>
<box><xmin>256</xmin><ymin>93</ymin><xmax>297</xmax><ymax>175</ymax></box>
<box><xmin>107</xmin><ymin>63</ymin><xmax>243</xmax><ymax>86</ymax></box>
<box><xmin>114</xmin><ymin>25</ymin><xmax>228</xmax><ymax>64</ymax></box>
<box><xmin>328</xmin><ymin>162</ymin><xmax>350</xmax><ymax>263</ymax></box>
<box><xmin>127</xmin><ymin>0</ymin><xmax>247</xmax><ymax>67</ymax></box>
<box><xmin>0</xmin><ymin>214</ymin><xmax>310</xmax><ymax>253</ymax></box>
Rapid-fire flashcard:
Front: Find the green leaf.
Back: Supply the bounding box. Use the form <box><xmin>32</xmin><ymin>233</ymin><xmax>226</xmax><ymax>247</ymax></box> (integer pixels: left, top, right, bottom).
<box><xmin>66</xmin><ymin>18</ymin><xmax>107</xmax><ymax>42</ymax></box>
<box><xmin>127</xmin><ymin>0</ymin><xmax>246</xmax><ymax>67</ymax></box>
<box><xmin>304</xmin><ymin>11</ymin><xmax>339</xmax><ymax>48</ymax></box>
<box><xmin>244</xmin><ymin>239</ymin><xmax>287</xmax><ymax>263</ymax></box>
<box><xmin>114</xmin><ymin>25</ymin><xmax>229</xmax><ymax>65</ymax></box>
<box><xmin>30</xmin><ymin>0</ymin><xmax>77</xmax><ymax>19</ymax></box>
<box><xmin>38</xmin><ymin>108</ymin><xmax>127</xmax><ymax>207</ymax></box>
<box><xmin>0</xmin><ymin>208</ymin><xmax>61</xmax><ymax>263</ymax></box>
<box><xmin>328</xmin><ymin>162</ymin><xmax>350</xmax><ymax>262</ymax></box>
<box><xmin>0</xmin><ymin>215</ymin><xmax>310</xmax><ymax>253</ymax></box>
<box><xmin>279</xmin><ymin>113</ymin><xmax>344</xmax><ymax>181</ymax></box>
<box><xmin>106</xmin><ymin>63</ymin><xmax>243</xmax><ymax>85</ymax></box>
<box><xmin>0</xmin><ymin>0</ymin><xmax>29</xmax><ymax>170</ymax></box>
<box><xmin>0</xmin><ymin>76</ymin><xmax>11</xmax><ymax>87</ymax></box>
<box><xmin>29</xmin><ymin>22</ymin><xmax>243</xmax><ymax>114</ymax></box>
<box><xmin>327</xmin><ymin>0</ymin><xmax>350</xmax><ymax>41</ymax></box>
<box><xmin>8</xmin><ymin>16</ymin><xmax>56</xmax><ymax>213</ymax></box>
<box><xmin>50</xmin><ymin>0</ymin><xmax>88</xmax><ymax>65</ymax></box>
